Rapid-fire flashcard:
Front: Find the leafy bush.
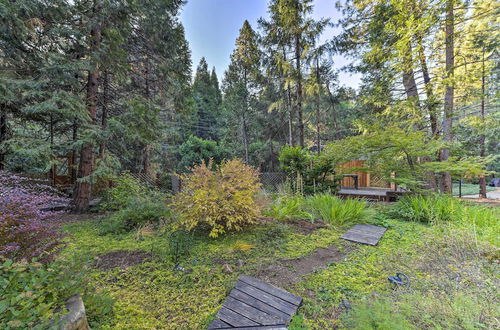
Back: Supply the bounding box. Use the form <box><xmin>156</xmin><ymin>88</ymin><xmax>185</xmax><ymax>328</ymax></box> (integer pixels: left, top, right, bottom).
<box><xmin>264</xmin><ymin>195</ymin><xmax>313</xmax><ymax>221</ymax></box>
<box><xmin>99</xmin><ymin>199</ymin><xmax>172</xmax><ymax>235</ymax></box>
<box><xmin>306</xmin><ymin>194</ymin><xmax>367</xmax><ymax>226</ymax></box>
<box><xmin>176</xmin><ymin>135</ymin><xmax>228</xmax><ymax>172</ymax></box>
<box><xmin>172</xmin><ymin>159</ymin><xmax>261</xmax><ymax>237</ymax></box>
<box><xmin>0</xmin><ymin>258</ymin><xmax>115</xmax><ymax>329</ymax></box>
<box><xmin>0</xmin><ymin>171</ymin><xmax>67</xmax><ymax>263</ymax></box>
<box><xmin>0</xmin><ymin>259</ymin><xmax>64</xmax><ymax>328</ymax></box>
<box><xmin>278</xmin><ymin>146</ymin><xmax>338</xmax><ymax>194</ymax></box>
<box><xmin>278</xmin><ymin>146</ymin><xmax>311</xmax><ymax>178</ymax></box>
<box><xmin>390</xmin><ymin>193</ymin><xmax>464</xmax><ymax>223</ymax></box>
<box><xmin>0</xmin><ymin>259</ymin><xmax>78</xmax><ymax>328</ymax></box>
<box><xmin>100</xmin><ymin>173</ymin><xmax>148</xmax><ymax>211</ymax></box>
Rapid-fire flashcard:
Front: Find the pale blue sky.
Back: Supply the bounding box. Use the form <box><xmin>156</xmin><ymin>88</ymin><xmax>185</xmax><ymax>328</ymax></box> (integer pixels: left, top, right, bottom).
<box><xmin>180</xmin><ymin>0</ymin><xmax>361</xmax><ymax>89</ymax></box>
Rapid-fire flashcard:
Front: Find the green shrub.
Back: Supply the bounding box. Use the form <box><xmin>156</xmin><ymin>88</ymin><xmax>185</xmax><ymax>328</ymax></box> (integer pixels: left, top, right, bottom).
<box><xmin>306</xmin><ymin>194</ymin><xmax>367</xmax><ymax>226</ymax></box>
<box><xmin>390</xmin><ymin>193</ymin><xmax>464</xmax><ymax>223</ymax></box>
<box><xmin>278</xmin><ymin>146</ymin><xmax>311</xmax><ymax>178</ymax></box>
<box><xmin>278</xmin><ymin>146</ymin><xmax>338</xmax><ymax>195</ymax></box>
<box><xmin>100</xmin><ymin>173</ymin><xmax>146</xmax><ymax>211</ymax></box>
<box><xmin>99</xmin><ymin>199</ymin><xmax>172</xmax><ymax>235</ymax></box>
<box><xmin>264</xmin><ymin>195</ymin><xmax>313</xmax><ymax>221</ymax></box>
<box><xmin>172</xmin><ymin>159</ymin><xmax>262</xmax><ymax>237</ymax></box>
<box><xmin>176</xmin><ymin>135</ymin><xmax>228</xmax><ymax>172</ymax></box>
<box><xmin>0</xmin><ymin>259</ymin><xmax>67</xmax><ymax>328</ymax></box>
<box><xmin>0</xmin><ymin>259</ymin><xmax>113</xmax><ymax>329</ymax></box>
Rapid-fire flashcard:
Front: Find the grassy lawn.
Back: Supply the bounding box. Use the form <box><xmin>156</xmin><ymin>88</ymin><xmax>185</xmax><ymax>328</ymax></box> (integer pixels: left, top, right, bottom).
<box><xmin>60</xmin><ymin>202</ymin><xmax>499</xmax><ymax>329</ymax></box>
<box><xmin>452</xmin><ymin>183</ymin><xmax>495</xmax><ymax>196</ymax></box>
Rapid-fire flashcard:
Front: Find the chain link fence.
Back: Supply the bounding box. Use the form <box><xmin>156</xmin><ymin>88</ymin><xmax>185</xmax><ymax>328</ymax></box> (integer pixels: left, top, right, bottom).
<box><xmin>168</xmin><ymin>171</ymin><xmax>287</xmax><ymax>194</ymax></box>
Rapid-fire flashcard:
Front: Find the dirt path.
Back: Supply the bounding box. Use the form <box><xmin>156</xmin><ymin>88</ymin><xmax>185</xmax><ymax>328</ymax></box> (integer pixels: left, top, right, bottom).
<box><xmin>254</xmin><ymin>242</ymin><xmax>356</xmax><ymax>289</ymax></box>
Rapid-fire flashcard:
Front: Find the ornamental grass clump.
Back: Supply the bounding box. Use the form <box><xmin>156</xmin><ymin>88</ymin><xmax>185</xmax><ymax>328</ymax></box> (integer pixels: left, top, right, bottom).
<box><xmin>391</xmin><ymin>193</ymin><xmax>464</xmax><ymax>223</ymax></box>
<box><xmin>172</xmin><ymin>159</ymin><xmax>261</xmax><ymax>237</ymax></box>
<box><xmin>264</xmin><ymin>195</ymin><xmax>312</xmax><ymax>221</ymax></box>
<box><xmin>306</xmin><ymin>194</ymin><xmax>367</xmax><ymax>226</ymax></box>
<box><xmin>0</xmin><ymin>171</ymin><xmax>67</xmax><ymax>263</ymax></box>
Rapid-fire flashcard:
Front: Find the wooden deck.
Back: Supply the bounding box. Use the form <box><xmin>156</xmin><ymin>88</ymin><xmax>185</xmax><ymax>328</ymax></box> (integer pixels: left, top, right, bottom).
<box><xmin>340</xmin><ymin>224</ymin><xmax>387</xmax><ymax>246</ymax></box>
<box><xmin>338</xmin><ymin>187</ymin><xmax>391</xmax><ymax>200</ymax></box>
<box><xmin>208</xmin><ymin>275</ymin><xmax>302</xmax><ymax>329</ymax></box>
<box><xmin>338</xmin><ymin>188</ymin><xmax>407</xmax><ymax>201</ymax></box>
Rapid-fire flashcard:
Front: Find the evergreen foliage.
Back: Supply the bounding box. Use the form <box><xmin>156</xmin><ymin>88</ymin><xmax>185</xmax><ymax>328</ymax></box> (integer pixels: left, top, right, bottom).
<box><xmin>176</xmin><ymin>135</ymin><xmax>227</xmax><ymax>172</ymax></box>
<box><xmin>1</xmin><ymin>0</ymin><xmax>497</xmax><ymax>208</ymax></box>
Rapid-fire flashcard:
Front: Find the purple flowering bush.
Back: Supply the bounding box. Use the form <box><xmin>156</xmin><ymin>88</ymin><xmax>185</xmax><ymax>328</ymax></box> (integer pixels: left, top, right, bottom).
<box><xmin>0</xmin><ymin>171</ymin><xmax>68</xmax><ymax>263</ymax></box>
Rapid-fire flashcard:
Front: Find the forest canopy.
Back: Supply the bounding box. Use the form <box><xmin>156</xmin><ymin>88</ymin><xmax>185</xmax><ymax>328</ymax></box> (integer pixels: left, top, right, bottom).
<box><xmin>0</xmin><ymin>0</ymin><xmax>498</xmax><ymax>210</ymax></box>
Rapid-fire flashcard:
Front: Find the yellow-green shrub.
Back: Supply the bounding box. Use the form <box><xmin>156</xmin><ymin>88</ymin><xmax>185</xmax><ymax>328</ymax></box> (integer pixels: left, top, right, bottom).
<box><xmin>172</xmin><ymin>159</ymin><xmax>262</xmax><ymax>237</ymax></box>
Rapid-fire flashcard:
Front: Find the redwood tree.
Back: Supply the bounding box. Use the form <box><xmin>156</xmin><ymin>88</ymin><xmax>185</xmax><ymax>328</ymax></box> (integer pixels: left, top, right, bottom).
<box><xmin>73</xmin><ymin>5</ymin><xmax>101</xmax><ymax>212</ymax></box>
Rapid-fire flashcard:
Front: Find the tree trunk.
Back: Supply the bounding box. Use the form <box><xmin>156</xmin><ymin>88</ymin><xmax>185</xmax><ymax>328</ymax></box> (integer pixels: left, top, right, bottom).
<box><xmin>325</xmin><ymin>82</ymin><xmax>339</xmax><ymax>139</ymax></box>
<box><xmin>440</xmin><ymin>0</ymin><xmax>454</xmax><ymax>194</ymax></box>
<box><xmin>413</xmin><ymin>0</ymin><xmax>438</xmax><ymax>136</ymax></box>
<box><xmin>287</xmin><ymin>86</ymin><xmax>294</xmax><ymax>146</ymax></box>
<box><xmin>99</xmin><ymin>71</ymin><xmax>109</xmax><ymax>159</ymax></box>
<box><xmin>479</xmin><ymin>48</ymin><xmax>487</xmax><ymax>198</ymax></box>
<box><xmin>295</xmin><ymin>34</ymin><xmax>304</xmax><ymax>147</ymax></box>
<box><xmin>416</xmin><ymin>36</ymin><xmax>439</xmax><ymax>136</ymax></box>
<box><xmin>315</xmin><ymin>56</ymin><xmax>321</xmax><ymax>154</ymax></box>
<box><xmin>73</xmin><ymin>9</ymin><xmax>101</xmax><ymax>212</ymax></box>
<box><xmin>143</xmin><ymin>57</ymin><xmax>151</xmax><ymax>176</ymax></box>
<box><xmin>242</xmin><ymin>70</ymin><xmax>250</xmax><ymax>164</ymax></box>
<box><xmin>402</xmin><ymin>44</ymin><xmax>420</xmax><ymax>107</ymax></box>
<box><xmin>242</xmin><ymin>116</ymin><xmax>249</xmax><ymax>164</ymax></box>
<box><xmin>402</xmin><ymin>71</ymin><xmax>419</xmax><ymax>101</ymax></box>
<box><xmin>143</xmin><ymin>144</ymin><xmax>151</xmax><ymax>177</ymax></box>
<box><xmin>283</xmin><ymin>47</ymin><xmax>294</xmax><ymax>146</ymax></box>
<box><xmin>71</xmin><ymin>120</ymin><xmax>78</xmax><ymax>185</ymax></box>
<box><xmin>49</xmin><ymin>114</ymin><xmax>55</xmax><ymax>186</ymax></box>
<box><xmin>0</xmin><ymin>105</ymin><xmax>7</xmax><ymax>170</ymax></box>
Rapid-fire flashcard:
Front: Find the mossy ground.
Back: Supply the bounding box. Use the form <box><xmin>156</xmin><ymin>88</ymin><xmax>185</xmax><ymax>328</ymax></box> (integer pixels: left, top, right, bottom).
<box><xmin>61</xmin><ymin>203</ymin><xmax>499</xmax><ymax>329</ymax></box>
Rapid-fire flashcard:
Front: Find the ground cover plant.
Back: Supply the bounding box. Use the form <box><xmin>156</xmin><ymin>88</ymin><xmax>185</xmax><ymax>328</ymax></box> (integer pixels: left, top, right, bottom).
<box><xmin>294</xmin><ymin>207</ymin><xmax>499</xmax><ymax>329</ymax></box>
<box><xmin>0</xmin><ymin>172</ymin><xmax>113</xmax><ymax>329</ymax></box>
<box><xmin>0</xmin><ymin>258</ymin><xmax>114</xmax><ymax>329</ymax></box>
<box><xmin>1</xmin><ymin>165</ymin><xmax>498</xmax><ymax>329</ymax></box>
<box><xmin>53</xmin><ymin>197</ymin><xmax>498</xmax><ymax>329</ymax></box>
